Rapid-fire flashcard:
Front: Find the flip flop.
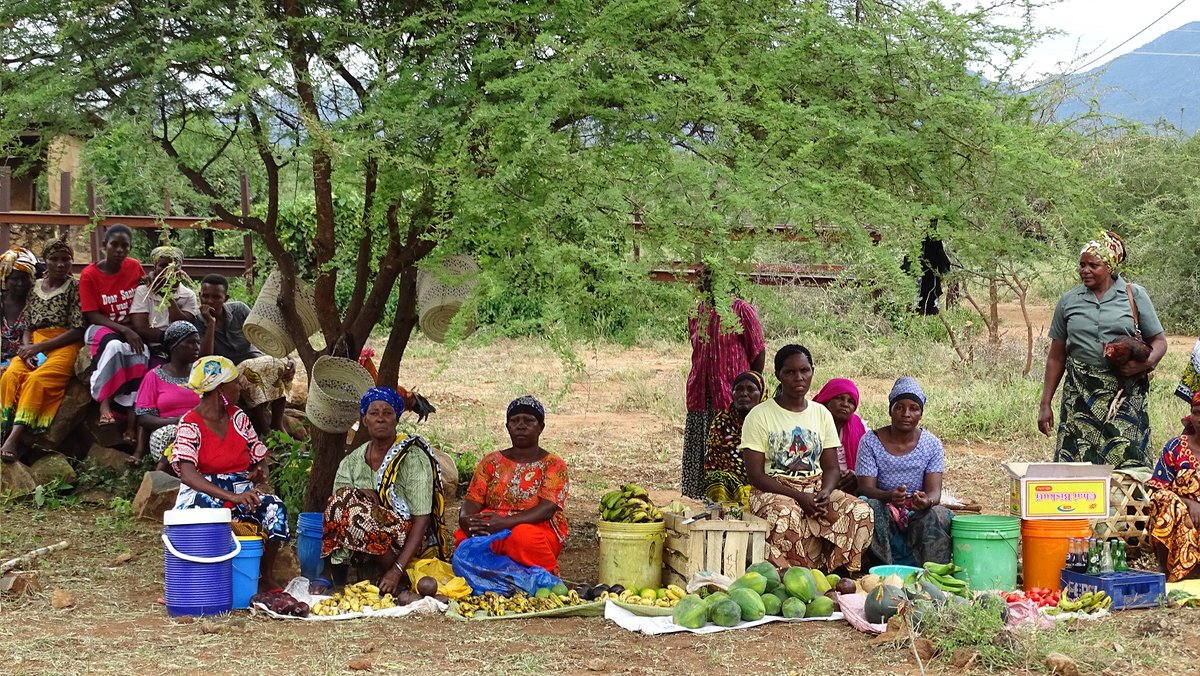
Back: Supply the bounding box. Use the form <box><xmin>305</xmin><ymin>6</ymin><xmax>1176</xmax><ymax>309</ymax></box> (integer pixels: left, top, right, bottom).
<box><xmin>97</xmin><ymin>412</ymin><xmax>119</xmax><ymax>427</ymax></box>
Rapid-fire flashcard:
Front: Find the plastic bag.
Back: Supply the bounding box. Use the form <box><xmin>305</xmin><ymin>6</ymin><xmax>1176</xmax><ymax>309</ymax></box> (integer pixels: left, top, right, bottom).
<box><xmin>451</xmin><ymin>529</ymin><xmax>561</xmax><ymax>596</ymax></box>
<box><xmin>407</xmin><ymin>557</ymin><xmax>472</xmax><ymax>599</ymax></box>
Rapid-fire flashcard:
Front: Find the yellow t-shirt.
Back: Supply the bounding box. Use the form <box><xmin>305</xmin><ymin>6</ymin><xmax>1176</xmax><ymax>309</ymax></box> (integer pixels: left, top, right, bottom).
<box><xmin>739</xmin><ymin>399</ymin><xmax>841</xmax><ymax>478</ymax></box>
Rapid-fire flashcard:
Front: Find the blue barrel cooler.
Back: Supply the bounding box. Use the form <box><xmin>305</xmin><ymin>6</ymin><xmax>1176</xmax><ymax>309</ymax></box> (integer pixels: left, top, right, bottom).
<box><xmin>162</xmin><ymin>508</ymin><xmax>240</xmax><ymax>617</ymax></box>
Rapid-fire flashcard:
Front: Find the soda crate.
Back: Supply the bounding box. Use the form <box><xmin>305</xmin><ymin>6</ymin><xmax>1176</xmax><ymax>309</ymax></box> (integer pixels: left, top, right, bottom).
<box><xmin>1059</xmin><ymin>569</ymin><xmax>1167</xmax><ymax>610</ymax></box>
<box><xmin>662</xmin><ymin>511</ymin><xmax>770</xmax><ymax>587</ymax></box>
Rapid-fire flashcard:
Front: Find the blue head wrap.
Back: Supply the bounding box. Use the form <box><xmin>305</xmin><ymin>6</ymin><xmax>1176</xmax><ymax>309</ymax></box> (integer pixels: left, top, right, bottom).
<box><xmin>888</xmin><ymin>376</ymin><xmax>927</xmax><ymax>410</ymax></box>
<box><xmin>360</xmin><ymin>387</ymin><xmax>406</xmax><ymax>417</ymax></box>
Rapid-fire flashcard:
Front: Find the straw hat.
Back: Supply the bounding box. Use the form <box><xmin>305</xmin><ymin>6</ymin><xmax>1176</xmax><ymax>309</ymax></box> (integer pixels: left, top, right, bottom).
<box><xmin>307</xmin><ymin>356</ymin><xmax>375</xmax><ymax>433</ymax></box>
<box><xmin>244</xmin><ymin>270</ymin><xmax>322</xmax><ymax>357</ymax></box>
<box><xmin>416</xmin><ymin>255</ymin><xmax>480</xmax><ymax>343</ymax></box>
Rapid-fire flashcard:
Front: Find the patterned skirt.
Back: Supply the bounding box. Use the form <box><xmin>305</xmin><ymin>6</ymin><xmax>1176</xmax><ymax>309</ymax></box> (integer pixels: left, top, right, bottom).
<box><xmin>1147</xmin><ymin>469</ymin><xmax>1200</xmax><ymax>582</ymax></box>
<box><xmin>864</xmin><ymin>499</ymin><xmax>953</xmax><ymax>567</ymax></box>
<box><xmin>321</xmin><ymin>487</ymin><xmax>412</xmax><ymax>565</ymax></box>
<box><xmin>681</xmin><ymin>409</ymin><xmax>715</xmax><ymax>499</ymax></box>
<box><xmin>173</xmin><ymin>471</ymin><xmax>290</xmax><ymax>544</ymax></box>
<box><xmin>1055</xmin><ymin>357</ymin><xmax>1149</xmax><ymax>469</ymax></box>
<box><xmin>749</xmin><ymin>474</ymin><xmax>873</xmax><ymax>572</ymax></box>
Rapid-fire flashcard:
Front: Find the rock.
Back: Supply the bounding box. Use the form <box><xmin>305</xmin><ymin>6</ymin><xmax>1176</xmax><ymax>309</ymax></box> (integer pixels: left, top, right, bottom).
<box><xmin>113</xmin><ymin>552</ymin><xmax>134</xmax><ymax>565</ymax></box>
<box><xmin>275</xmin><ymin>544</ymin><xmax>300</xmax><ymax>581</ymax></box>
<box><xmin>199</xmin><ymin>621</ymin><xmax>225</xmax><ymax>635</ymax></box>
<box><xmin>1045</xmin><ymin>653</ymin><xmax>1080</xmax><ymax>676</ymax></box>
<box><xmin>1</xmin><ymin>461</ymin><xmax>38</xmax><ymax>497</ymax></box>
<box><xmin>84</xmin><ymin>418</ymin><xmax>132</xmax><ymax>451</ymax></box>
<box><xmin>132</xmin><ymin>471</ymin><xmax>180</xmax><ymax>521</ymax></box>
<box><xmin>950</xmin><ymin>648</ymin><xmax>980</xmax><ymax>669</ymax></box>
<box><xmin>912</xmin><ymin>637</ymin><xmax>937</xmax><ymax>663</ymax></box>
<box><xmin>432</xmin><ymin>448</ymin><xmax>458</xmax><ymax>497</ymax></box>
<box><xmin>85</xmin><ymin>444</ymin><xmax>133</xmax><ymax>473</ymax></box>
<box><xmin>76</xmin><ymin>487</ymin><xmax>114</xmax><ymax>505</ymax></box>
<box><xmin>39</xmin><ymin>379</ymin><xmax>92</xmax><ymax>448</ymax></box>
<box><xmin>50</xmin><ymin>588</ymin><xmax>76</xmax><ymax>609</ymax></box>
<box><xmin>0</xmin><ymin>571</ymin><xmax>42</xmax><ymax>595</ymax></box>
<box><xmin>29</xmin><ymin>452</ymin><xmax>77</xmax><ymax>486</ymax></box>
<box><xmin>347</xmin><ymin>658</ymin><xmax>372</xmax><ymax>671</ymax></box>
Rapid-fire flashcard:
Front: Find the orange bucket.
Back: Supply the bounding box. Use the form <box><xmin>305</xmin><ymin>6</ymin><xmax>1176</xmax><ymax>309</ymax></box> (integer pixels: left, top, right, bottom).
<box><xmin>1020</xmin><ymin>519</ymin><xmax>1091</xmax><ymax>591</ymax></box>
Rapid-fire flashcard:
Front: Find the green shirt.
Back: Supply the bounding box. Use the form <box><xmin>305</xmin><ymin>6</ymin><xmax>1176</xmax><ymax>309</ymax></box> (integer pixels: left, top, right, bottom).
<box><xmin>1049</xmin><ymin>276</ymin><xmax>1163</xmax><ymax>366</ymax></box>
<box><xmin>333</xmin><ymin>440</ymin><xmax>435</xmax><ymax>516</ymax></box>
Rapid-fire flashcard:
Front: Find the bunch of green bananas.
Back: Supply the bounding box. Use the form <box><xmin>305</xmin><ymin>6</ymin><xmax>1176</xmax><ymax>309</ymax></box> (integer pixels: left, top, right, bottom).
<box><xmin>1049</xmin><ymin>590</ymin><xmax>1111</xmax><ymax>615</ymax></box>
<box><xmin>599</xmin><ymin>484</ymin><xmax>664</xmax><ymax>523</ymax></box>
<box><xmin>455</xmin><ymin>590</ymin><xmax>589</xmax><ymax>618</ymax></box>
<box><xmin>921</xmin><ymin>561</ymin><xmax>969</xmax><ymax>598</ymax></box>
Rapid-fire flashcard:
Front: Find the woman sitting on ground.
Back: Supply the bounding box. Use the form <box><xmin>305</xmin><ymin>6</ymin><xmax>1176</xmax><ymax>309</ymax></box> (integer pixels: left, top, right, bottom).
<box><xmin>321</xmin><ymin>387</ymin><xmax>451</xmax><ymax>594</ymax></box>
<box><xmin>1147</xmin><ymin>391</ymin><xmax>1200</xmax><ymax>582</ymax></box>
<box><xmin>855</xmin><ymin>377</ymin><xmax>953</xmax><ymax>567</ymax></box>
<box><xmin>812</xmin><ymin>377</ymin><xmax>868</xmax><ymax>494</ymax></box>
<box><xmin>456</xmin><ymin>395</ymin><xmax>570</xmax><ymax>575</ymax></box>
<box><xmin>0</xmin><ymin>247</ymin><xmax>36</xmax><ymax>373</ymax></box>
<box><xmin>170</xmin><ymin>356</ymin><xmax>288</xmax><ymax>590</ymax></box>
<box><xmin>1</xmin><ymin>241</ymin><xmax>84</xmax><ymax>463</ymax></box>
<box><xmin>80</xmin><ymin>224</ymin><xmax>148</xmax><ymax>442</ymax></box>
<box><xmin>132</xmin><ymin>321</ymin><xmax>201</xmax><ymax>467</ymax></box>
<box><xmin>702</xmin><ymin>371</ymin><xmax>766</xmax><ymax>505</ymax></box>
<box><xmin>741</xmin><ymin>345</ymin><xmax>873</xmax><ymax>573</ymax></box>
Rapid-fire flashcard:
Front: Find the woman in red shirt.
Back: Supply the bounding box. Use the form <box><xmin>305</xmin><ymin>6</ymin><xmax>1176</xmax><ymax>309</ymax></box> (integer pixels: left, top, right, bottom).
<box><xmin>170</xmin><ymin>355</ymin><xmax>289</xmax><ymax>590</ymax></box>
<box><xmin>79</xmin><ymin>224</ymin><xmax>148</xmax><ymax>441</ymax></box>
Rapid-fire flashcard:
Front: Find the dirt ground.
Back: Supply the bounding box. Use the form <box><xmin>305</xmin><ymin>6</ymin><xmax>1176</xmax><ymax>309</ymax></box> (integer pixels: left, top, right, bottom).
<box><xmin>2</xmin><ymin>306</ymin><xmax>1200</xmax><ymax>675</ymax></box>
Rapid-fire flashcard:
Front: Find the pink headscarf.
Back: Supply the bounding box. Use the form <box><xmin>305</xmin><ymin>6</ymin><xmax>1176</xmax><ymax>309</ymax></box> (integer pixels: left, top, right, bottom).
<box><xmin>812</xmin><ymin>378</ymin><xmax>867</xmax><ymax>472</ymax></box>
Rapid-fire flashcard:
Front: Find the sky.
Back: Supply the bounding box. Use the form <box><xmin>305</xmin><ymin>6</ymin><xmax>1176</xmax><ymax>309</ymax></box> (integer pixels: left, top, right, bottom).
<box><xmin>961</xmin><ymin>0</ymin><xmax>1200</xmax><ymax>79</ymax></box>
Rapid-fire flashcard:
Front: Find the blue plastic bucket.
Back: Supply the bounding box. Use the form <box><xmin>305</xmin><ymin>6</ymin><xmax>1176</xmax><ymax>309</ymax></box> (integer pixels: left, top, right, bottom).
<box><xmin>231</xmin><ymin>535</ymin><xmax>264</xmax><ymax>609</ymax></box>
<box><xmin>296</xmin><ymin>511</ymin><xmax>324</xmax><ymax>579</ymax></box>
<box><xmin>162</xmin><ymin>508</ymin><xmax>240</xmax><ymax>617</ymax></box>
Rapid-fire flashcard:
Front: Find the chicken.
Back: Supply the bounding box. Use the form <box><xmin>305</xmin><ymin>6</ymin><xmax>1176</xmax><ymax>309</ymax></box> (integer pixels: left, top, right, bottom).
<box><xmin>1104</xmin><ymin>335</ymin><xmax>1151</xmax><ymax>369</ymax></box>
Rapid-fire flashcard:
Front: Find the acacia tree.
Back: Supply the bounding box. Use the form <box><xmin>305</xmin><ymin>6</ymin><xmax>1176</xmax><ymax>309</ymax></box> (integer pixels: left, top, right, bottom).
<box><xmin>1</xmin><ymin>0</ymin><xmax>1081</xmax><ymax>507</ymax></box>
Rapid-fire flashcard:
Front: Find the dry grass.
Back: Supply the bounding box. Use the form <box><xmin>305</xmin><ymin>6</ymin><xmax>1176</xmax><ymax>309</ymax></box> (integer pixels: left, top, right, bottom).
<box><xmin>3</xmin><ymin>309</ymin><xmax>1199</xmax><ymax>675</ymax></box>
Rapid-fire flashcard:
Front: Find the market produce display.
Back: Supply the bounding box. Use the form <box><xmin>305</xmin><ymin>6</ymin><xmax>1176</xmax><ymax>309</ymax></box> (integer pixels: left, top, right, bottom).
<box><xmin>599</xmin><ymin>484</ymin><xmax>664</xmax><ymax>523</ymax></box>
<box><xmin>607</xmin><ymin>584</ymin><xmax>688</xmax><ymax>608</ymax></box>
<box><xmin>1001</xmin><ymin>587</ymin><xmax>1061</xmax><ymax>608</ymax></box>
<box><xmin>455</xmin><ymin>588</ymin><xmax>596</xmax><ymax>618</ymax></box>
<box><xmin>672</xmin><ymin>563</ymin><xmax>839</xmax><ymax>629</ymax></box>
<box><xmin>251</xmin><ymin>591</ymin><xmax>311</xmax><ymax>617</ymax></box>
<box><xmin>1045</xmin><ymin>590</ymin><xmax>1111</xmax><ymax>615</ymax></box>
<box><xmin>308</xmin><ymin>578</ymin><xmax>448</xmax><ymax>617</ymax></box>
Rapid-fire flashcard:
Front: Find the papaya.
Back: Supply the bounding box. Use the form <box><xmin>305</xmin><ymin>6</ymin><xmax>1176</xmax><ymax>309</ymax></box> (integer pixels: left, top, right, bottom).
<box><xmin>810</xmin><ymin>568</ymin><xmax>832</xmax><ymax>594</ymax></box>
<box><xmin>729</xmin><ymin>588</ymin><xmax>766</xmax><ymax>622</ymax></box>
<box><xmin>760</xmin><ymin>592</ymin><xmax>782</xmax><ymax>616</ymax></box>
<box><xmin>806</xmin><ymin>595</ymin><xmax>835</xmax><ymax>618</ymax></box>
<box><xmin>672</xmin><ymin>594</ymin><xmax>708</xmax><ymax>629</ymax></box>
<box><xmin>535</xmin><ymin>588</ymin><xmax>552</xmax><ymax>599</ymax></box>
<box><xmin>864</xmin><ymin>584</ymin><xmax>907</xmax><ymax>624</ymax></box>
<box><xmin>703</xmin><ymin>591</ymin><xmax>730</xmax><ymax>612</ymax></box>
<box><xmin>551</xmin><ymin>583</ymin><xmax>569</xmax><ymax>596</ymax></box>
<box><xmin>825</xmin><ymin>573</ymin><xmax>840</xmax><ymax>589</ymax></box>
<box><xmin>783</xmin><ymin>566</ymin><xmax>818</xmax><ymax>602</ymax></box>
<box><xmin>745</xmin><ymin>561</ymin><xmax>781</xmax><ymax>585</ymax></box>
<box><xmin>781</xmin><ymin>596</ymin><xmax>807</xmax><ymax>618</ymax></box>
<box><xmin>728</xmin><ymin>571</ymin><xmax>767</xmax><ymax>595</ymax></box>
<box><xmin>765</xmin><ymin>580</ymin><xmax>787</xmax><ymax>598</ymax></box>
<box><xmin>710</xmin><ymin>598</ymin><xmax>742</xmax><ymax>627</ymax></box>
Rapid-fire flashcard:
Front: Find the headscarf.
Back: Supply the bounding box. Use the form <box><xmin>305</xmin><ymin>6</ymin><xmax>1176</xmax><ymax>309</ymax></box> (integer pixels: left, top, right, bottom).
<box><xmin>507</xmin><ymin>394</ymin><xmax>545</xmax><ymax>425</ymax></box>
<box><xmin>1080</xmin><ymin>230</ymin><xmax>1127</xmax><ymax>271</ymax></box>
<box><xmin>360</xmin><ymin>386</ymin><xmax>407</xmax><ymax>417</ymax></box>
<box><xmin>151</xmin><ymin>245</ymin><xmax>185</xmax><ymax>267</ymax></box>
<box><xmin>188</xmin><ymin>355</ymin><xmax>239</xmax><ymax>394</ymax></box>
<box><xmin>888</xmin><ymin>376</ymin><xmax>927</xmax><ymax>411</ymax></box>
<box><xmin>703</xmin><ymin>371</ymin><xmax>768</xmax><ymax>505</ymax></box>
<box><xmin>812</xmin><ymin>378</ymin><xmax>868</xmax><ymax>472</ymax></box>
<box><xmin>0</xmin><ymin>247</ymin><xmax>38</xmax><ymax>290</ymax></box>
<box><xmin>41</xmin><ymin>239</ymin><xmax>74</xmax><ymax>260</ymax></box>
<box><xmin>162</xmin><ymin>320</ymin><xmax>199</xmax><ymax>355</ymax></box>
<box><xmin>731</xmin><ymin>371</ymin><xmax>767</xmax><ymax>402</ymax></box>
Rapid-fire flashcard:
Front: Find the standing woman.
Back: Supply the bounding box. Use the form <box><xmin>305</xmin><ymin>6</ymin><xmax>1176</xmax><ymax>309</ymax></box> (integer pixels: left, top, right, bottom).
<box><xmin>0</xmin><ymin>241</ymin><xmax>84</xmax><ymax>462</ymax></box>
<box><xmin>170</xmin><ymin>356</ymin><xmax>288</xmax><ymax>590</ymax></box>
<box><xmin>812</xmin><ymin>377</ymin><xmax>868</xmax><ymax>493</ymax></box>
<box><xmin>0</xmin><ymin>247</ymin><xmax>36</xmax><ymax>370</ymax></box>
<box><xmin>80</xmin><ymin>224</ymin><xmax>149</xmax><ymax>436</ymax></box>
<box><xmin>855</xmin><ymin>377</ymin><xmax>953</xmax><ymax>567</ymax></box>
<box><xmin>740</xmin><ymin>345</ymin><xmax>873</xmax><ymax>572</ymax></box>
<box><xmin>1038</xmin><ymin>231</ymin><xmax>1167</xmax><ymax>468</ymax></box>
<box><xmin>702</xmin><ymin>370</ymin><xmax>767</xmax><ymax>505</ymax></box>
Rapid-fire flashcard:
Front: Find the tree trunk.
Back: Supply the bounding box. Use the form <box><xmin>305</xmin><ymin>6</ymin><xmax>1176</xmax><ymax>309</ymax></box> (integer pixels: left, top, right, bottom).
<box><xmin>377</xmin><ymin>269</ymin><xmax>420</xmax><ymax>388</ymax></box>
<box><xmin>987</xmin><ymin>276</ymin><xmax>1000</xmax><ymax>346</ymax></box>
<box><xmin>301</xmin><ymin>428</ymin><xmax>347</xmax><ymax>512</ymax></box>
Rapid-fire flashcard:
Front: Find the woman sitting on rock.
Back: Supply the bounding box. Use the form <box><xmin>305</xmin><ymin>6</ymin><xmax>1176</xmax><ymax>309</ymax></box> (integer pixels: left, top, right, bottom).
<box><xmin>702</xmin><ymin>370</ymin><xmax>767</xmax><ymax>505</ymax></box>
<box><xmin>132</xmin><ymin>321</ymin><xmax>201</xmax><ymax>467</ymax></box>
<box><xmin>0</xmin><ymin>247</ymin><xmax>36</xmax><ymax>372</ymax></box>
<box><xmin>455</xmin><ymin>395</ymin><xmax>570</xmax><ymax>575</ymax></box>
<box><xmin>321</xmin><ymin>387</ymin><xmax>451</xmax><ymax>595</ymax></box>
<box><xmin>1147</xmin><ymin>391</ymin><xmax>1200</xmax><ymax>582</ymax></box>
<box><xmin>741</xmin><ymin>345</ymin><xmax>873</xmax><ymax>573</ymax></box>
<box><xmin>855</xmin><ymin>377</ymin><xmax>953</xmax><ymax>567</ymax></box>
<box><xmin>170</xmin><ymin>355</ymin><xmax>288</xmax><ymax>590</ymax></box>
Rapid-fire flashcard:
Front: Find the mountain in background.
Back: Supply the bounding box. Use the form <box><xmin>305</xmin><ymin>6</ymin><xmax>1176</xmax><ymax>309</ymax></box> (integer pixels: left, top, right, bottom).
<box><xmin>1054</xmin><ymin>21</ymin><xmax>1200</xmax><ymax>134</ymax></box>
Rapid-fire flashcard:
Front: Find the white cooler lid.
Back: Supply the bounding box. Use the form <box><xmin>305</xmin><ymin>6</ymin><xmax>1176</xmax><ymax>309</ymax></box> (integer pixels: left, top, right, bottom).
<box><xmin>163</xmin><ymin>507</ymin><xmax>232</xmax><ymax>526</ymax></box>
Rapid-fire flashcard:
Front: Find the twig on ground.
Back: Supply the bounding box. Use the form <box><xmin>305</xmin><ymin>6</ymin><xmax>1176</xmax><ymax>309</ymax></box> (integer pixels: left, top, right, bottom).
<box><xmin>0</xmin><ymin>541</ymin><xmax>70</xmax><ymax>574</ymax></box>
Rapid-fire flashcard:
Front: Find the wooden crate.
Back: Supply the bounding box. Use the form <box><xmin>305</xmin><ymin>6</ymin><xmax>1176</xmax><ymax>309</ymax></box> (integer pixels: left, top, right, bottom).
<box><xmin>662</xmin><ymin>511</ymin><xmax>770</xmax><ymax>587</ymax></box>
<box><xmin>1091</xmin><ymin>472</ymin><xmax>1152</xmax><ymax>551</ymax></box>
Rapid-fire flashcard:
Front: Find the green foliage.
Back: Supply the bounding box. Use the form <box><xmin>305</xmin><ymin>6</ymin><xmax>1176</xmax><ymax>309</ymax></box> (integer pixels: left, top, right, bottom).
<box><xmin>265</xmin><ymin>431</ymin><xmax>312</xmax><ymax>530</ymax></box>
<box><xmin>32</xmin><ymin>478</ymin><xmax>79</xmax><ymax>510</ymax></box>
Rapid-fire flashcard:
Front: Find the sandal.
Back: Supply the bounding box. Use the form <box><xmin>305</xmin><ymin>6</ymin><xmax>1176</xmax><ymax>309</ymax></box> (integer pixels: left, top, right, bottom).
<box><xmin>97</xmin><ymin>411</ymin><xmax>119</xmax><ymax>427</ymax></box>
<box><xmin>1</xmin><ymin>447</ymin><xmax>22</xmax><ymax>464</ymax></box>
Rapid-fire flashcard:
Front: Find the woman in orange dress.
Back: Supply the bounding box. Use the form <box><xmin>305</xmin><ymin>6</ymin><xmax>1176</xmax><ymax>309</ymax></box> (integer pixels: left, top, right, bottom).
<box><xmin>454</xmin><ymin>395</ymin><xmax>569</xmax><ymax>574</ymax></box>
<box><xmin>1146</xmin><ymin>391</ymin><xmax>1200</xmax><ymax>582</ymax></box>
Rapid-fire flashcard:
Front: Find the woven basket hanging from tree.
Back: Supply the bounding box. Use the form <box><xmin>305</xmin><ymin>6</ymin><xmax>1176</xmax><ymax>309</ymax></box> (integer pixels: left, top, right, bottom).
<box><xmin>416</xmin><ymin>255</ymin><xmax>480</xmax><ymax>343</ymax></box>
<box><xmin>307</xmin><ymin>356</ymin><xmax>376</xmax><ymax>433</ymax></box>
<box><xmin>244</xmin><ymin>269</ymin><xmax>322</xmax><ymax>357</ymax></box>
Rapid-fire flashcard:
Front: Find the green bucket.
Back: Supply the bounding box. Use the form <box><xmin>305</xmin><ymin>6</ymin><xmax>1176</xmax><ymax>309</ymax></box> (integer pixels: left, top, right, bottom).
<box><xmin>950</xmin><ymin>515</ymin><xmax>1020</xmax><ymax>591</ymax></box>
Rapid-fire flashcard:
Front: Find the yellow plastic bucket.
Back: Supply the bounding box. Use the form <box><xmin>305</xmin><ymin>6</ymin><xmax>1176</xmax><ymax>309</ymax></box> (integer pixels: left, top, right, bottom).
<box><xmin>597</xmin><ymin>520</ymin><xmax>665</xmax><ymax>590</ymax></box>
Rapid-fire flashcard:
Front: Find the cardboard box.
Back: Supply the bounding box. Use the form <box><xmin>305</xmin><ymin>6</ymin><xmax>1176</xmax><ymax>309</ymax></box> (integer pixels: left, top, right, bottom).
<box><xmin>1004</xmin><ymin>462</ymin><xmax>1112</xmax><ymax>519</ymax></box>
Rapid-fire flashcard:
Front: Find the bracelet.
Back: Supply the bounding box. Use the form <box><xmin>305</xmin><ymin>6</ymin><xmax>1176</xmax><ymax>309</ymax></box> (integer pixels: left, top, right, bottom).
<box><xmin>394</xmin><ymin>560</ymin><xmax>405</xmax><ymax>572</ymax></box>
